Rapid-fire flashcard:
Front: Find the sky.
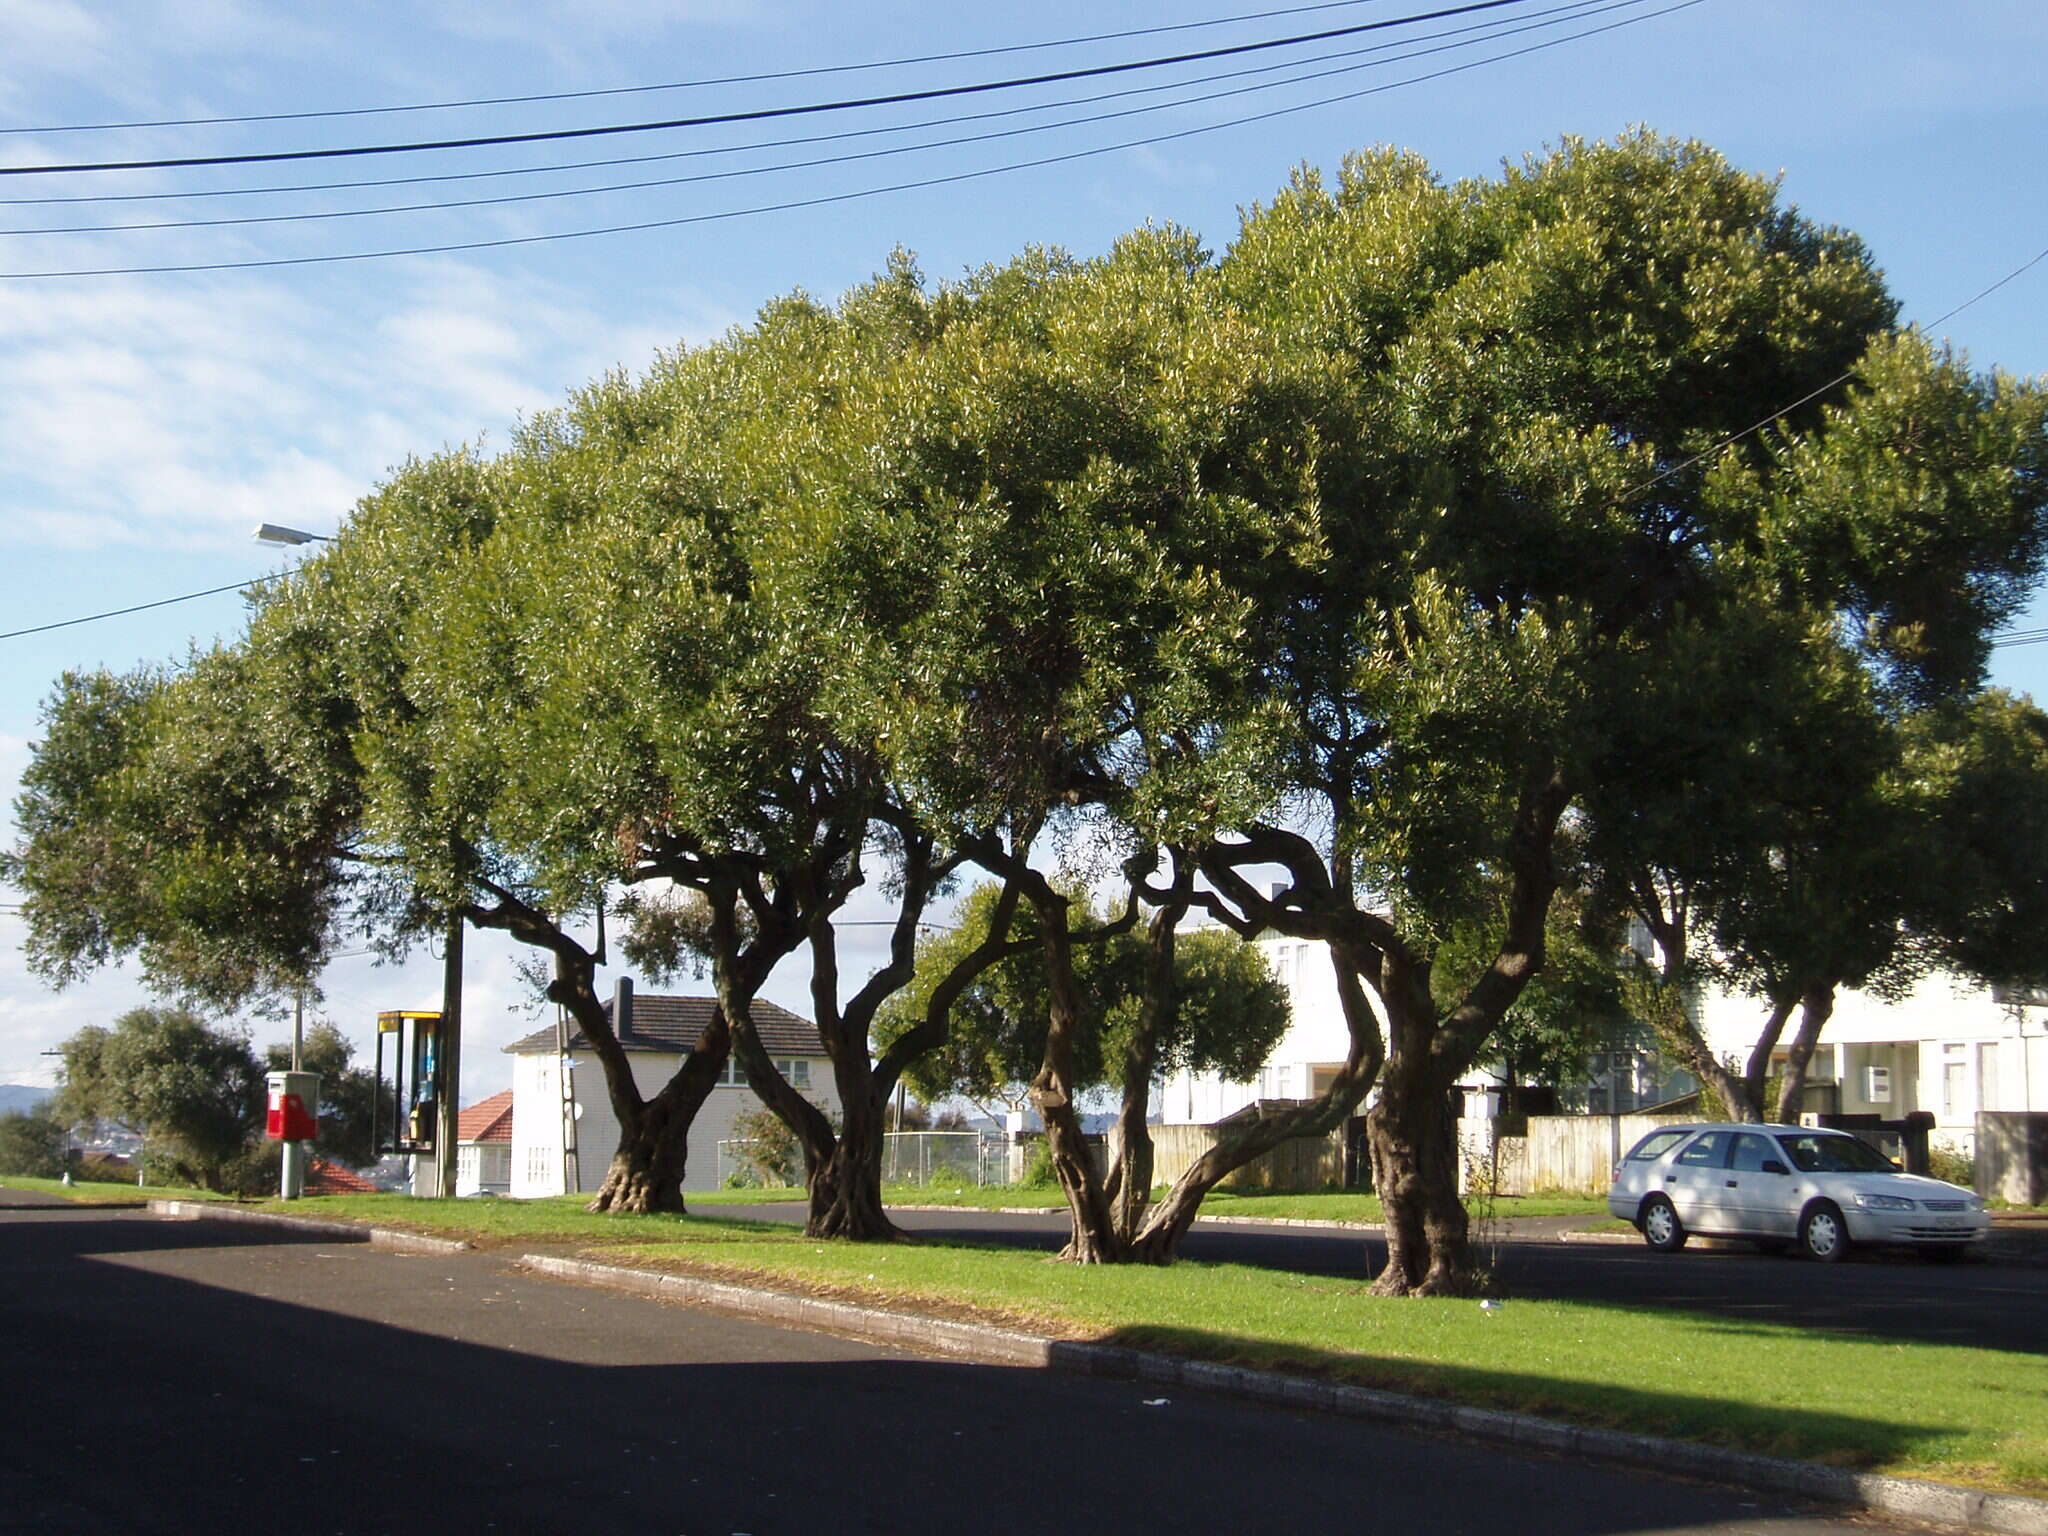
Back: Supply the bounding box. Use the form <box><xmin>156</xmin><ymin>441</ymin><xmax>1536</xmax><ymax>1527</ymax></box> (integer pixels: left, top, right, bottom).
<box><xmin>2</xmin><ymin>0</ymin><xmax>2046</xmax><ymax>1103</ymax></box>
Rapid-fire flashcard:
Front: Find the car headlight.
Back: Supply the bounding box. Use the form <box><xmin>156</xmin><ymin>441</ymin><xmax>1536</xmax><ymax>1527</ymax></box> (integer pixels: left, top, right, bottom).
<box><xmin>1854</xmin><ymin>1194</ymin><xmax>1915</xmax><ymax>1211</ymax></box>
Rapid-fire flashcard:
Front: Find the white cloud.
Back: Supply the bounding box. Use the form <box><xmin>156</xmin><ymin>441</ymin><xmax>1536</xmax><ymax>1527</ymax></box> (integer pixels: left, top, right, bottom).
<box><xmin>0</xmin><ymin>259</ymin><xmax>734</xmax><ymax>557</ymax></box>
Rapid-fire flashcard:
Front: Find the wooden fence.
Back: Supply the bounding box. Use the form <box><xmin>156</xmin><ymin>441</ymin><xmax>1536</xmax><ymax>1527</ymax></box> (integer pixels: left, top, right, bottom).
<box><xmin>1140</xmin><ymin>1122</ymin><xmax>1346</xmax><ymax>1191</ymax></box>
<box><xmin>1516</xmin><ymin>1113</ymin><xmax>1694</xmax><ymax>1194</ymax></box>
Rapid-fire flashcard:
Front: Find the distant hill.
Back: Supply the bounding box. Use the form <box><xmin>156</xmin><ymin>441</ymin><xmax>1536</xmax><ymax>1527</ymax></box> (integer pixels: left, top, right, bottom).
<box><xmin>0</xmin><ymin>1085</ymin><xmax>52</xmax><ymax>1115</ymax></box>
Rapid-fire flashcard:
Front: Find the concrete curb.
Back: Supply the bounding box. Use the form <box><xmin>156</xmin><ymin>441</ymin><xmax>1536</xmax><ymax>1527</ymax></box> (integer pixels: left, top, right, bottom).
<box><xmin>522</xmin><ymin>1250</ymin><xmax>2048</xmax><ymax>1536</ymax></box>
<box><xmin>148</xmin><ymin>1199</ymin><xmax>473</xmax><ymax>1256</ymax></box>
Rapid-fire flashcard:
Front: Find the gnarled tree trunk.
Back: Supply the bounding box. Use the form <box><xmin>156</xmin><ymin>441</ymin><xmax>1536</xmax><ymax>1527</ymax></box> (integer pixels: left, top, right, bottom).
<box><xmin>805</xmin><ymin>1089</ymin><xmax>896</xmax><ymax>1239</ymax></box>
<box><xmin>1366</xmin><ymin>1069</ymin><xmax>1471</xmax><ymax>1296</ymax></box>
<box><xmin>588</xmin><ymin>1012</ymin><xmax>730</xmax><ymax>1213</ymax></box>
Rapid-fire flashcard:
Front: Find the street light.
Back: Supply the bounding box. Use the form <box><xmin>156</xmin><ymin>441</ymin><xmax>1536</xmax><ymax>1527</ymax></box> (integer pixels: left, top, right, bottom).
<box><xmin>251</xmin><ymin>517</ymin><xmax>467</xmax><ymax>1197</ymax></box>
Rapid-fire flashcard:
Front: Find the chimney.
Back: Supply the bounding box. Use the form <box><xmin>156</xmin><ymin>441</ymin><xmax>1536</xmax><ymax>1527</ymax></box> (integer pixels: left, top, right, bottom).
<box><xmin>613</xmin><ymin>976</ymin><xmax>634</xmax><ymax>1042</ymax></box>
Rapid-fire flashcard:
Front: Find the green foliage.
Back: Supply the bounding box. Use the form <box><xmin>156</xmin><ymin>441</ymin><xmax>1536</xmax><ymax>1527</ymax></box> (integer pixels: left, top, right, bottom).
<box><xmin>876</xmin><ymin>882</ymin><xmax>1289</xmax><ymax>1110</ymax></box>
<box><xmin>1927</xmin><ymin>1143</ymin><xmax>1975</xmax><ymax>1189</ymax></box>
<box><xmin>727</xmin><ymin>1103</ymin><xmax>807</xmax><ymax>1188</ymax></box>
<box><xmin>57</xmin><ymin>1007</ymin><xmax>265</xmax><ymax>1194</ymax></box>
<box><xmin>0</xmin><ymin>1104</ymin><xmax>67</xmax><ymax>1178</ymax></box>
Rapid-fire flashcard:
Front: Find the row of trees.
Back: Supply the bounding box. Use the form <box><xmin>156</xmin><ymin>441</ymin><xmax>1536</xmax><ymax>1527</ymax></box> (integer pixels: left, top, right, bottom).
<box><xmin>0</xmin><ymin>1008</ymin><xmax>381</xmax><ymax>1193</ymax></box>
<box><xmin>10</xmin><ymin>132</ymin><xmax>2048</xmax><ymax>1292</ymax></box>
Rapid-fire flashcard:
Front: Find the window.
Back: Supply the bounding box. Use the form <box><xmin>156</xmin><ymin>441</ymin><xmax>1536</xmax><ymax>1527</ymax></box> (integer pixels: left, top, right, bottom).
<box><xmin>1675</xmin><ymin>1132</ymin><xmax>1729</xmax><ymax>1167</ymax></box>
<box><xmin>1943</xmin><ymin>1042</ymin><xmax>1967</xmax><ymax>1118</ymax></box>
<box><xmin>1729</xmin><ymin>1133</ymin><xmax>1777</xmax><ymax>1173</ymax></box>
<box><xmin>1627</xmin><ymin>1129</ymin><xmax>1688</xmax><ymax>1162</ymax></box>
<box><xmin>1777</xmin><ymin>1133</ymin><xmax>1894</xmax><ymax>1174</ymax></box>
<box><xmin>719</xmin><ymin>1056</ymin><xmax>815</xmax><ymax>1088</ymax></box>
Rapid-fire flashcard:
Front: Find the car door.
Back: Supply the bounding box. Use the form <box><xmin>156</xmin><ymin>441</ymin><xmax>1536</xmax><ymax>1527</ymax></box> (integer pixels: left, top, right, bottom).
<box><xmin>1665</xmin><ymin>1131</ymin><xmax>1732</xmax><ymax>1232</ymax></box>
<box><xmin>1724</xmin><ymin>1132</ymin><xmax>1797</xmax><ymax>1238</ymax></box>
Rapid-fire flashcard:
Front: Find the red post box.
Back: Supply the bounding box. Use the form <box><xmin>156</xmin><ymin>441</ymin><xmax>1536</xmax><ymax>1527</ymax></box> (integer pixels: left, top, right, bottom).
<box><xmin>265</xmin><ymin>1070</ymin><xmax>320</xmax><ymax>1141</ymax></box>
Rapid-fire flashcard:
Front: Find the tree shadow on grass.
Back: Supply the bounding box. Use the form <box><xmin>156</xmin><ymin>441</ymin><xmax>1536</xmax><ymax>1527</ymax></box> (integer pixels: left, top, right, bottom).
<box><xmin>1093</xmin><ymin>1320</ymin><xmax>1978</xmax><ymax>1476</ymax></box>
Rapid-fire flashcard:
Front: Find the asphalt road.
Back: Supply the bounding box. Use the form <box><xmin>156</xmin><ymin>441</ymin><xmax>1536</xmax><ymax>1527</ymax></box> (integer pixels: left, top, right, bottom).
<box><xmin>719</xmin><ymin>1203</ymin><xmax>2048</xmax><ymax>1355</ymax></box>
<box><xmin>5</xmin><ymin>1202</ymin><xmax>1891</xmax><ymax>1536</ymax></box>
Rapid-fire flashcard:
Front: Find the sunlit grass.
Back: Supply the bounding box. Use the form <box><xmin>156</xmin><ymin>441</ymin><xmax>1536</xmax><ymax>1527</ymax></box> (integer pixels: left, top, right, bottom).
<box><xmin>619</xmin><ymin>1226</ymin><xmax>2048</xmax><ymax>1495</ymax></box>
<box><xmin>0</xmin><ymin>1175</ymin><xmax>230</xmax><ymax>1204</ymax></box>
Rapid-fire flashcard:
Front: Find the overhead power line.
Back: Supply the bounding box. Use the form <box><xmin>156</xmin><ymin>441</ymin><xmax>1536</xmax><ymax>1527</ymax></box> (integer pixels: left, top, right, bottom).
<box><xmin>2</xmin><ymin>0</ymin><xmax>1637</xmax><ymax>239</ymax></box>
<box><xmin>0</xmin><ymin>0</ymin><xmax>1534</xmax><ymax>178</ymax></box>
<box><xmin>0</xmin><ymin>1</ymin><xmax>1699</xmax><ymax>279</ymax></box>
<box><xmin>0</xmin><ymin>576</ymin><xmax>279</xmax><ymax>641</ymax></box>
<box><xmin>0</xmin><ymin>0</ymin><xmax>1424</xmax><ymax>136</ymax></box>
<box><xmin>0</xmin><ymin>0</ymin><xmax>1612</xmax><ymax>213</ymax></box>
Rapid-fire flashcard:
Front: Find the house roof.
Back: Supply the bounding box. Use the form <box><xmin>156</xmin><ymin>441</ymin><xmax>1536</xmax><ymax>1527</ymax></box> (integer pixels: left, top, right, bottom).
<box><xmin>457</xmin><ymin>1090</ymin><xmax>514</xmax><ymax>1144</ymax></box>
<box><xmin>304</xmin><ymin>1158</ymin><xmax>379</xmax><ymax>1195</ymax></box>
<box><xmin>503</xmin><ymin>993</ymin><xmax>825</xmax><ymax>1058</ymax></box>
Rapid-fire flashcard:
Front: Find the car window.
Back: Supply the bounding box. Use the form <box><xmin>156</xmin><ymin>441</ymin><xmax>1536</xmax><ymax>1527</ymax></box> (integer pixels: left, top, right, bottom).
<box><xmin>1627</xmin><ymin>1129</ymin><xmax>1689</xmax><ymax>1162</ymax></box>
<box><xmin>1729</xmin><ymin>1133</ymin><xmax>1778</xmax><ymax>1172</ymax></box>
<box><xmin>1674</xmin><ymin>1131</ymin><xmax>1728</xmax><ymax>1167</ymax></box>
<box><xmin>1775</xmin><ymin>1133</ymin><xmax>1895</xmax><ymax>1174</ymax></box>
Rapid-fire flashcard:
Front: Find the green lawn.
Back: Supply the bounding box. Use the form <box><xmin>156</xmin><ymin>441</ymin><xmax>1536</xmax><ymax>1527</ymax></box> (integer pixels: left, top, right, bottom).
<box><xmin>157</xmin><ymin>1188</ymin><xmax>2044</xmax><ymax>1496</ymax></box>
<box><xmin>617</xmin><ymin>1226</ymin><xmax>2046</xmax><ymax>1496</ymax></box>
<box><xmin>0</xmin><ymin>1175</ymin><xmax>231</xmax><ymax>1204</ymax></box>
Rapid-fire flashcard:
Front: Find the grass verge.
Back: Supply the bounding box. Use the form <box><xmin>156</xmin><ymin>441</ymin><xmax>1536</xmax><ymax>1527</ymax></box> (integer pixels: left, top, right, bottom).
<box><xmin>0</xmin><ymin>1175</ymin><xmax>231</xmax><ymax>1205</ymax></box>
<box><xmin>616</xmin><ymin>1226</ymin><xmax>2046</xmax><ymax>1496</ymax></box>
<box><xmin>185</xmin><ymin>1190</ymin><xmax>2042</xmax><ymax>1496</ymax></box>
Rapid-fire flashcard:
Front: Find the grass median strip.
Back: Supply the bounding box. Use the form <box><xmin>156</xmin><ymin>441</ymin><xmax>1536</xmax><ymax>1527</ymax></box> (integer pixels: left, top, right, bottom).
<box><xmin>612</xmin><ymin>1226</ymin><xmax>2047</xmax><ymax>1497</ymax></box>
<box><xmin>0</xmin><ymin>1175</ymin><xmax>230</xmax><ymax>1204</ymax></box>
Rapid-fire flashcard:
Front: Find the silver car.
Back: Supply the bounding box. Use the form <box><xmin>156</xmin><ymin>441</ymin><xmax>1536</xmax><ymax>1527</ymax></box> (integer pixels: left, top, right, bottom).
<box><xmin>1606</xmin><ymin>1122</ymin><xmax>1990</xmax><ymax>1262</ymax></box>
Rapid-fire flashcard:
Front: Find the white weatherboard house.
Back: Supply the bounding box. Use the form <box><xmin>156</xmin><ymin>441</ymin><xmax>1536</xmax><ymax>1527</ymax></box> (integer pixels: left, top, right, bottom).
<box><xmin>505</xmin><ymin>979</ymin><xmax>836</xmax><ymax>1196</ymax></box>
<box><xmin>1693</xmin><ymin>974</ymin><xmax>2048</xmax><ymax>1148</ymax></box>
<box><xmin>1163</xmin><ymin>925</ymin><xmax>2048</xmax><ymax>1154</ymax></box>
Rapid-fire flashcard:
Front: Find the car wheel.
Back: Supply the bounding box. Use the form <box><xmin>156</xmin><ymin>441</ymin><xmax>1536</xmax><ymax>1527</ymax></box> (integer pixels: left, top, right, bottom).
<box><xmin>1640</xmin><ymin>1194</ymin><xmax>1687</xmax><ymax>1252</ymax></box>
<box><xmin>1800</xmin><ymin>1201</ymin><xmax>1850</xmax><ymax>1263</ymax></box>
<box><xmin>1919</xmin><ymin>1244</ymin><xmax>1966</xmax><ymax>1264</ymax></box>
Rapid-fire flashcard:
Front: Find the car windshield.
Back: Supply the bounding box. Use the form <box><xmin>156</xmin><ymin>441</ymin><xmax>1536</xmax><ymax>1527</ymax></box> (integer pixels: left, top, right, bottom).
<box><xmin>1774</xmin><ymin>1133</ymin><xmax>1896</xmax><ymax>1174</ymax></box>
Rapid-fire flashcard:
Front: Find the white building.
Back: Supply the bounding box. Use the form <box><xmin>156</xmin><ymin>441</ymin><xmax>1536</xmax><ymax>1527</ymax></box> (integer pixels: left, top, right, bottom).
<box><xmin>504</xmin><ymin>979</ymin><xmax>837</xmax><ymax>1197</ymax></box>
<box><xmin>1161</xmin><ymin>932</ymin><xmax>1380</xmax><ymax>1126</ymax></box>
<box><xmin>1164</xmin><ymin>929</ymin><xmax>2048</xmax><ymax>1153</ymax></box>
<box><xmin>455</xmin><ymin>1090</ymin><xmax>514</xmax><ymax>1197</ymax></box>
<box><xmin>1696</xmin><ymin>974</ymin><xmax>2048</xmax><ymax>1149</ymax></box>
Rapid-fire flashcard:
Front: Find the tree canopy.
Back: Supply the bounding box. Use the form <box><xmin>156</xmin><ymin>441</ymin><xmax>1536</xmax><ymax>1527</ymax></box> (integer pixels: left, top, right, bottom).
<box><xmin>9</xmin><ymin>130</ymin><xmax>2047</xmax><ymax>1287</ymax></box>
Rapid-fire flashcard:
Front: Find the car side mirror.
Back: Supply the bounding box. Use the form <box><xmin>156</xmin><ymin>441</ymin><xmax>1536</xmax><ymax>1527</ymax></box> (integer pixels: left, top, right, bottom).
<box><xmin>1761</xmin><ymin>1160</ymin><xmax>1789</xmax><ymax>1176</ymax></box>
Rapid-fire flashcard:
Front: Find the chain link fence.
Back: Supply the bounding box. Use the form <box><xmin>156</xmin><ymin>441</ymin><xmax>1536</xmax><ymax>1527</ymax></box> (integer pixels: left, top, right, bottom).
<box><xmin>716</xmin><ymin>1131</ymin><xmax>1014</xmax><ymax>1189</ymax></box>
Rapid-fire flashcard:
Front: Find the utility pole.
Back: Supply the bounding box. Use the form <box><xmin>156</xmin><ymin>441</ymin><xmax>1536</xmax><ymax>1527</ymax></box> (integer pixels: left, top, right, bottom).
<box><xmin>434</xmin><ymin>915</ymin><xmax>464</xmax><ymax>1199</ymax></box>
<box><xmin>279</xmin><ymin>989</ymin><xmax>307</xmax><ymax>1199</ymax></box>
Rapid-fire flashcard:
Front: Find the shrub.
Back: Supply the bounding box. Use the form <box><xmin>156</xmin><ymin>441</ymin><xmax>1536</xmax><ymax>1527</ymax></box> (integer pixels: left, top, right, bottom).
<box><xmin>0</xmin><ymin>1106</ymin><xmax>66</xmax><ymax>1178</ymax></box>
<box><xmin>1928</xmin><ymin>1143</ymin><xmax>1975</xmax><ymax>1189</ymax></box>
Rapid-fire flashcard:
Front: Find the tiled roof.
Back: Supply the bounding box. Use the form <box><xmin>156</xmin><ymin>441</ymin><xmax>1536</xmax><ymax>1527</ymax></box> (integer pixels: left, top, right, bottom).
<box><xmin>305</xmin><ymin>1158</ymin><xmax>379</xmax><ymax>1195</ymax></box>
<box><xmin>457</xmin><ymin>1090</ymin><xmax>514</xmax><ymax>1144</ymax></box>
<box><xmin>504</xmin><ymin>991</ymin><xmax>823</xmax><ymax>1057</ymax></box>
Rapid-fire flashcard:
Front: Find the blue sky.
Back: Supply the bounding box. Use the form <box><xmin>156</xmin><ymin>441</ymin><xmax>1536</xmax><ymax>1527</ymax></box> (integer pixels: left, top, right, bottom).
<box><xmin>3</xmin><ymin>0</ymin><xmax>2046</xmax><ymax>1099</ymax></box>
